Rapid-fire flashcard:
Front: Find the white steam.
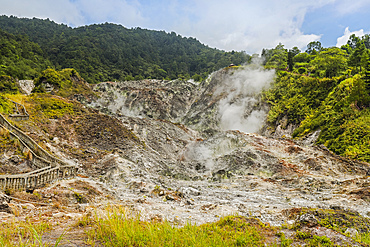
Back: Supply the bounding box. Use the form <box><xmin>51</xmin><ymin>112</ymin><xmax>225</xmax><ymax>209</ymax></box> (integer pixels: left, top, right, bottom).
<box><xmin>183</xmin><ymin>141</ymin><xmax>214</xmax><ymax>170</ymax></box>
<box><xmin>216</xmin><ymin>65</ymin><xmax>275</xmax><ymax>133</ymax></box>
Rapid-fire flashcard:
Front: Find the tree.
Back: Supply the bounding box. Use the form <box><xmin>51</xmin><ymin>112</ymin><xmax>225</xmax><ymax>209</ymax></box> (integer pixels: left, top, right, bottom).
<box><xmin>287</xmin><ymin>52</ymin><xmax>294</xmax><ymax>71</ymax></box>
<box><xmin>362</xmin><ymin>34</ymin><xmax>370</xmax><ymax>49</ymax></box>
<box><xmin>309</xmin><ymin>47</ymin><xmax>348</xmax><ymax>77</ymax></box>
<box><xmin>362</xmin><ymin>50</ymin><xmax>370</xmax><ymax>92</ymax></box>
<box><xmin>347</xmin><ymin>34</ymin><xmax>361</xmax><ymax>49</ymax></box>
<box><xmin>349</xmin><ymin>41</ymin><xmax>366</xmax><ymax>72</ymax></box>
<box><xmin>340</xmin><ymin>44</ymin><xmax>352</xmax><ymax>54</ymax></box>
<box><xmin>264</xmin><ymin>43</ymin><xmax>288</xmax><ymax>70</ymax></box>
<box><xmin>290</xmin><ymin>47</ymin><xmax>301</xmax><ymax>57</ymax></box>
<box><xmin>306</xmin><ymin>41</ymin><xmax>322</xmax><ymax>54</ymax></box>
<box><xmin>293</xmin><ymin>52</ymin><xmax>311</xmax><ymax>63</ymax></box>
<box><xmin>287</xmin><ymin>47</ymin><xmax>301</xmax><ymax>71</ymax></box>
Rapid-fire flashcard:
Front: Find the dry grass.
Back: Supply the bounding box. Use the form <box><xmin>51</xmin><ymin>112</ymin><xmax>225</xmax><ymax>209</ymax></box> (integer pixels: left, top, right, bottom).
<box><xmin>0</xmin><ymin>219</ymin><xmax>64</xmax><ymax>246</ymax></box>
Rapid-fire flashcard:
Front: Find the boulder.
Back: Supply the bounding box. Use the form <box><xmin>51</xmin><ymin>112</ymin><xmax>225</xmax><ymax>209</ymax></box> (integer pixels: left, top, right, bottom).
<box><xmin>0</xmin><ymin>193</ymin><xmax>13</xmax><ymax>214</ymax></box>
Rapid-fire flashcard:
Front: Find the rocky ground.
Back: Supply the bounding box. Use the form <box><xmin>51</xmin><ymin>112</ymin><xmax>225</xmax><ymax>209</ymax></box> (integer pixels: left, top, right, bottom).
<box><xmin>1</xmin><ymin>66</ymin><xmax>370</xmax><ymax>246</ymax></box>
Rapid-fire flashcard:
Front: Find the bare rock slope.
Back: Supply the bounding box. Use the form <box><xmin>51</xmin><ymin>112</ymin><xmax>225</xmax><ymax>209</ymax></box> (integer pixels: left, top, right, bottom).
<box><xmin>2</xmin><ymin>67</ymin><xmax>370</xmax><ymax>245</ymax></box>
<box><xmin>87</xmin><ymin>67</ymin><xmax>370</xmax><ymax>228</ymax></box>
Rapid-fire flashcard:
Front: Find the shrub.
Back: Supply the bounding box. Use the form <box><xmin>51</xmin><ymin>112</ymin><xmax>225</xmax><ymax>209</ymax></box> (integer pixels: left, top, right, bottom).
<box><xmin>297</xmin><ymin>67</ymin><xmax>307</xmax><ymax>75</ymax></box>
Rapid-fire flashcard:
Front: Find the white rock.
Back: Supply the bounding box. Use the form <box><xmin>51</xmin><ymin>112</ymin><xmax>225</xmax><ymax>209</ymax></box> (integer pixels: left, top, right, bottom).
<box><xmin>345</xmin><ymin>228</ymin><xmax>358</xmax><ymax>238</ymax></box>
<box><xmin>53</xmin><ymin>212</ymin><xmax>65</xmax><ymax>218</ymax></box>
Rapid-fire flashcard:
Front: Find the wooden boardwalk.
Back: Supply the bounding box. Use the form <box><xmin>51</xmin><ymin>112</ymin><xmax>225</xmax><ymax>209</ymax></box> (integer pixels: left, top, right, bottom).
<box><xmin>0</xmin><ymin>101</ymin><xmax>76</xmax><ymax>192</ymax></box>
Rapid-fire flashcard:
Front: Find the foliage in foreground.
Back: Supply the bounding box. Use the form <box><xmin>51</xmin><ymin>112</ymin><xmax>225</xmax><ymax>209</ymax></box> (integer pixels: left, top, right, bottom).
<box><xmin>84</xmin><ymin>206</ymin><xmax>271</xmax><ymax>246</ymax></box>
<box><xmin>83</xmin><ymin>206</ymin><xmax>370</xmax><ymax>246</ymax></box>
<box><xmin>0</xmin><ymin>219</ymin><xmax>62</xmax><ymax>246</ymax></box>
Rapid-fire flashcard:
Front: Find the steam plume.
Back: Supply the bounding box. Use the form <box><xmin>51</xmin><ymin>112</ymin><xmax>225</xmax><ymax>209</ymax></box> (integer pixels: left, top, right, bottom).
<box><xmin>216</xmin><ymin>64</ymin><xmax>275</xmax><ymax>133</ymax></box>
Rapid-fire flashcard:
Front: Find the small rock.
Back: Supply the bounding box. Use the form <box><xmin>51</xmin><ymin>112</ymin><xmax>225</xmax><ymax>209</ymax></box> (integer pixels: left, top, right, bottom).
<box><xmin>0</xmin><ymin>212</ymin><xmax>15</xmax><ymax>219</ymax></box>
<box><xmin>10</xmin><ymin>155</ymin><xmax>21</xmax><ymax>163</ymax></box>
<box><xmin>22</xmin><ymin>203</ymin><xmax>36</xmax><ymax>210</ymax></box>
<box><xmin>165</xmin><ymin>194</ymin><xmax>175</xmax><ymax>201</ymax></box>
<box><xmin>180</xmin><ymin>187</ymin><xmax>200</xmax><ymax>196</ymax></box>
<box><xmin>299</xmin><ymin>213</ymin><xmax>318</xmax><ymax>227</ymax></box>
<box><xmin>0</xmin><ymin>202</ymin><xmax>13</xmax><ymax>214</ymax></box>
<box><xmin>345</xmin><ymin>228</ymin><xmax>358</xmax><ymax>238</ymax></box>
<box><xmin>330</xmin><ymin>205</ymin><xmax>343</xmax><ymax>211</ymax></box>
<box><xmin>53</xmin><ymin>212</ymin><xmax>65</xmax><ymax>218</ymax></box>
<box><xmin>0</xmin><ymin>194</ymin><xmax>12</xmax><ymax>214</ymax></box>
<box><xmin>65</xmin><ymin>213</ymin><xmax>82</xmax><ymax>219</ymax></box>
<box><xmin>8</xmin><ymin>203</ymin><xmax>22</xmax><ymax>215</ymax></box>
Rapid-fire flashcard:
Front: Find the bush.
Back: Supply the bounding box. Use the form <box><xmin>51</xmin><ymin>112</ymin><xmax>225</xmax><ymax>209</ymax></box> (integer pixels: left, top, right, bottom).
<box><xmin>297</xmin><ymin>67</ymin><xmax>307</xmax><ymax>75</ymax></box>
<box><xmin>0</xmin><ymin>75</ymin><xmax>19</xmax><ymax>94</ymax></box>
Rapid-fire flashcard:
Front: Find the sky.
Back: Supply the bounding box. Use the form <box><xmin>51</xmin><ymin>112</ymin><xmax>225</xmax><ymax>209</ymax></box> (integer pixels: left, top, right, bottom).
<box><xmin>0</xmin><ymin>0</ymin><xmax>370</xmax><ymax>54</ymax></box>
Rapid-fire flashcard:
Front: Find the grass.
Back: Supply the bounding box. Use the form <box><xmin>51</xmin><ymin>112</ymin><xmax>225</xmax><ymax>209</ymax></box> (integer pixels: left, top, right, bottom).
<box><xmin>356</xmin><ymin>232</ymin><xmax>370</xmax><ymax>245</ymax></box>
<box><xmin>84</xmin><ymin>206</ymin><xmax>272</xmax><ymax>247</ymax></box>
<box><xmin>0</xmin><ymin>219</ymin><xmax>63</xmax><ymax>247</ymax></box>
<box><xmin>80</xmin><ymin>206</ymin><xmax>370</xmax><ymax>246</ymax></box>
<box><xmin>289</xmin><ymin>207</ymin><xmax>370</xmax><ymax>246</ymax></box>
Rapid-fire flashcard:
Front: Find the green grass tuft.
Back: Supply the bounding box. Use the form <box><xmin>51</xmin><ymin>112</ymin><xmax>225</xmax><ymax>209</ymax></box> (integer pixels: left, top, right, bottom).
<box><xmin>86</xmin><ymin>206</ymin><xmax>270</xmax><ymax>246</ymax></box>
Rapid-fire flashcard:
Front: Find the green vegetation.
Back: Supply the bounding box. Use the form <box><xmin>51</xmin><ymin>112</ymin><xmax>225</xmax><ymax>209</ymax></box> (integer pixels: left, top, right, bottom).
<box><xmin>266</xmin><ymin>71</ymin><xmax>370</xmax><ymax>162</ymax></box>
<box><xmin>0</xmin><ymin>95</ymin><xmax>13</xmax><ymax>114</ymax></box>
<box><xmin>31</xmin><ymin>94</ymin><xmax>75</xmax><ymax>119</ymax></box>
<box><xmin>264</xmin><ymin>34</ymin><xmax>370</xmax><ymax>162</ymax></box>
<box><xmin>296</xmin><ymin>208</ymin><xmax>370</xmax><ymax>234</ymax></box>
<box><xmin>33</xmin><ymin>68</ymin><xmax>94</xmax><ymax>98</ymax></box>
<box><xmin>81</xmin><ymin>206</ymin><xmax>370</xmax><ymax>246</ymax></box>
<box><xmin>290</xmin><ymin>207</ymin><xmax>370</xmax><ymax>246</ymax></box>
<box><xmin>0</xmin><ymin>219</ymin><xmax>63</xmax><ymax>246</ymax></box>
<box><xmin>265</xmin><ymin>72</ymin><xmax>343</xmax><ymax>125</ymax></box>
<box><xmin>0</xmin><ymin>28</ymin><xmax>52</xmax><ymax>80</ymax></box>
<box><xmin>0</xmin><ymin>15</ymin><xmax>250</xmax><ymax>83</ymax></box>
<box><xmin>0</xmin><ymin>76</ymin><xmax>18</xmax><ymax>94</ymax></box>
<box><xmin>85</xmin><ymin>206</ymin><xmax>272</xmax><ymax>246</ymax></box>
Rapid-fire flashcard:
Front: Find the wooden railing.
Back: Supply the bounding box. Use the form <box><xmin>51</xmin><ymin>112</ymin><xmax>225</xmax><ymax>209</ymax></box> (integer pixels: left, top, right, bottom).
<box><xmin>0</xmin><ymin>165</ymin><xmax>76</xmax><ymax>191</ymax></box>
<box><xmin>8</xmin><ymin>100</ymin><xmax>29</xmax><ymax>121</ymax></box>
<box><xmin>0</xmin><ymin>113</ymin><xmax>69</xmax><ymax>167</ymax></box>
<box><xmin>0</xmin><ymin>110</ymin><xmax>77</xmax><ymax>192</ymax></box>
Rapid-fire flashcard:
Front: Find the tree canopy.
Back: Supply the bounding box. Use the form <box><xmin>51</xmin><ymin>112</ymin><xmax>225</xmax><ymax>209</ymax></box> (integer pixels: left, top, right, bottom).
<box><xmin>0</xmin><ymin>15</ymin><xmax>250</xmax><ymax>83</ymax></box>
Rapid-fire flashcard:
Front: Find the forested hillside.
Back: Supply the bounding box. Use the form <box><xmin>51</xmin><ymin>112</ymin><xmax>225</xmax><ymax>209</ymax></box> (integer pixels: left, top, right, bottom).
<box><xmin>0</xmin><ymin>15</ymin><xmax>250</xmax><ymax>83</ymax></box>
<box><xmin>0</xmin><ymin>28</ymin><xmax>52</xmax><ymax>80</ymax></box>
<box><xmin>263</xmin><ymin>37</ymin><xmax>370</xmax><ymax>162</ymax></box>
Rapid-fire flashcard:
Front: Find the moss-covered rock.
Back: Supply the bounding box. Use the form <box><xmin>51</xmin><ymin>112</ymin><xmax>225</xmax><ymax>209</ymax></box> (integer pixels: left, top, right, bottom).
<box><xmin>33</xmin><ymin>68</ymin><xmax>94</xmax><ymax>99</ymax></box>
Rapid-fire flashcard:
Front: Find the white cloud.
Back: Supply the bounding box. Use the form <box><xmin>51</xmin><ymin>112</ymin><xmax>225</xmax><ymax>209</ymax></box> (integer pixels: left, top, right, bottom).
<box><xmin>0</xmin><ymin>0</ymin><xmax>84</xmax><ymax>26</ymax></box>
<box><xmin>152</xmin><ymin>0</ymin><xmax>331</xmax><ymax>53</ymax></box>
<box><xmin>333</xmin><ymin>0</ymin><xmax>370</xmax><ymax>15</ymax></box>
<box><xmin>73</xmin><ymin>0</ymin><xmax>145</xmax><ymax>27</ymax></box>
<box><xmin>336</xmin><ymin>27</ymin><xmax>367</xmax><ymax>47</ymax></box>
<box><xmin>0</xmin><ymin>0</ymin><xmax>145</xmax><ymax>27</ymax></box>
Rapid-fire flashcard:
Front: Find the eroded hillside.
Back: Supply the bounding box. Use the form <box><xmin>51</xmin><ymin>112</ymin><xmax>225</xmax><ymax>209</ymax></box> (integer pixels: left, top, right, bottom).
<box><xmin>1</xmin><ymin>66</ymin><xmax>370</xmax><ymax>246</ymax></box>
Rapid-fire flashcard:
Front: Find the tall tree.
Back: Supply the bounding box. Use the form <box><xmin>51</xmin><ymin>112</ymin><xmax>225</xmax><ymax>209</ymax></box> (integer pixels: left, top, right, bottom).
<box><xmin>310</xmin><ymin>47</ymin><xmax>348</xmax><ymax>77</ymax></box>
<box><xmin>306</xmin><ymin>41</ymin><xmax>322</xmax><ymax>54</ymax></box>
<box><xmin>347</xmin><ymin>34</ymin><xmax>361</xmax><ymax>50</ymax></box>
<box><xmin>349</xmin><ymin>41</ymin><xmax>366</xmax><ymax>72</ymax></box>
<box><xmin>264</xmin><ymin>43</ymin><xmax>288</xmax><ymax>70</ymax></box>
<box><xmin>287</xmin><ymin>47</ymin><xmax>301</xmax><ymax>71</ymax></box>
<box><xmin>362</xmin><ymin>50</ymin><xmax>370</xmax><ymax>92</ymax></box>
